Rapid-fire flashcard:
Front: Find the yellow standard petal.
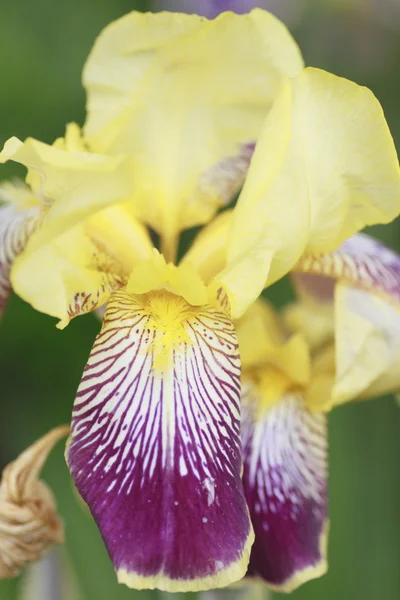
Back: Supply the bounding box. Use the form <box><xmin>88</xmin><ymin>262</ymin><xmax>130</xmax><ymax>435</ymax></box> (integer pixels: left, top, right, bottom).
<box><xmin>219</xmin><ymin>67</ymin><xmax>400</xmax><ymax>318</ymax></box>
<box><xmin>83</xmin><ymin>9</ymin><xmax>303</xmax><ymax>257</ymax></box>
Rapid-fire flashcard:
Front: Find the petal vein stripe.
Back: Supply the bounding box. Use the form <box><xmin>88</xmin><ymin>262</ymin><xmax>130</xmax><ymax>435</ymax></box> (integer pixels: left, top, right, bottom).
<box><xmin>241</xmin><ymin>386</ymin><xmax>328</xmax><ymax>592</ymax></box>
<box><xmin>67</xmin><ymin>290</ymin><xmax>253</xmax><ymax>591</ymax></box>
<box><xmin>295</xmin><ymin>233</ymin><xmax>400</xmax><ymax>304</ymax></box>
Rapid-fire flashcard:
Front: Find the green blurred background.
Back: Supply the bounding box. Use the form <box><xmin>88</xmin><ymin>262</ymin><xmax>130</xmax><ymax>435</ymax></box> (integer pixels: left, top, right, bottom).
<box><xmin>1</xmin><ymin>0</ymin><xmax>400</xmax><ymax>599</ymax></box>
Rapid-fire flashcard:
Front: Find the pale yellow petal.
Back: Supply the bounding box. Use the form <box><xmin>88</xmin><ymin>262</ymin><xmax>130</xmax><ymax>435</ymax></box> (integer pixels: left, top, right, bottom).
<box><xmin>237</xmin><ymin>299</ymin><xmax>286</xmax><ymax>364</ymax></box>
<box><xmin>305</xmin><ymin>345</ymin><xmax>336</xmax><ymax>412</ymax></box>
<box><xmin>0</xmin><ymin>179</ymin><xmax>42</xmax><ymax>210</ymax></box>
<box><xmin>127</xmin><ymin>251</ymin><xmax>208</xmax><ymax>306</ymax></box>
<box><xmin>219</xmin><ymin>67</ymin><xmax>400</xmax><ymax>318</ymax></box>
<box><xmin>86</xmin><ymin>202</ymin><xmax>153</xmax><ymax>272</ymax></box>
<box><xmin>1</xmin><ymin>164</ymin><xmax>152</xmax><ymax>328</ymax></box>
<box><xmin>11</xmin><ymin>223</ymin><xmax>125</xmax><ymax>328</ymax></box>
<box><xmin>181</xmin><ymin>209</ymin><xmax>232</xmax><ymax>284</ymax></box>
<box><xmin>53</xmin><ymin>122</ymin><xmax>88</xmax><ymax>153</ymax></box>
<box><xmin>305</xmin><ymin>373</ymin><xmax>336</xmax><ymax>413</ymax></box>
<box><xmin>168</xmin><ymin>262</ymin><xmax>208</xmax><ymax>306</ymax></box>
<box><xmin>0</xmin><ymin>136</ymin><xmax>135</xmax><ymax>250</ymax></box>
<box><xmin>332</xmin><ymin>283</ymin><xmax>400</xmax><ymax>406</ymax></box>
<box><xmin>236</xmin><ymin>300</ymin><xmax>310</xmax><ymax>386</ymax></box>
<box><xmin>83</xmin><ymin>10</ymin><xmax>303</xmax><ymax>253</ymax></box>
<box><xmin>127</xmin><ymin>251</ymin><xmax>168</xmax><ymax>295</ymax></box>
<box><xmin>283</xmin><ymin>297</ymin><xmax>334</xmax><ymax>352</ymax></box>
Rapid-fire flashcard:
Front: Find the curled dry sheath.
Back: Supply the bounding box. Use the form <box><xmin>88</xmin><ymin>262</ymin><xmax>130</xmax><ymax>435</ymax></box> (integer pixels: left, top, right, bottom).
<box><xmin>0</xmin><ymin>425</ymin><xmax>69</xmax><ymax>578</ymax></box>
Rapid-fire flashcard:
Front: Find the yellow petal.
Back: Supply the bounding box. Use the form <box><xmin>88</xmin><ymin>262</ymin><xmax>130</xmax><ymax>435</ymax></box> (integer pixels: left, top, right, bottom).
<box><xmin>283</xmin><ymin>273</ymin><xmax>335</xmax><ymax>352</ymax></box>
<box><xmin>168</xmin><ymin>262</ymin><xmax>208</xmax><ymax>306</ymax></box>
<box><xmin>180</xmin><ymin>209</ymin><xmax>233</xmax><ymax>284</ymax></box>
<box><xmin>127</xmin><ymin>251</ymin><xmax>208</xmax><ymax>306</ymax></box>
<box><xmin>86</xmin><ymin>202</ymin><xmax>153</xmax><ymax>272</ymax></box>
<box><xmin>237</xmin><ymin>299</ymin><xmax>286</xmax><ymax>362</ymax></box>
<box><xmin>127</xmin><ymin>251</ymin><xmax>169</xmax><ymax>295</ymax></box>
<box><xmin>332</xmin><ymin>283</ymin><xmax>400</xmax><ymax>406</ymax></box>
<box><xmin>53</xmin><ymin>122</ymin><xmax>88</xmax><ymax>152</ymax></box>
<box><xmin>0</xmin><ymin>135</ymin><xmax>135</xmax><ymax>251</ymax></box>
<box><xmin>83</xmin><ymin>10</ymin><xmax>303</xmax><ymax>255</ymax></box>
<box><xmin>284</xmin><ymin>300</ymin><xmax>334</xmax><ymax>353</ymax></box>
<box><xmin>11</xmin><ymin>221</ymin><xmax>126</xmax><ymax>328</ymax></box>
<box><xmin>219</xmin><ymin>67</ymin><xmax>400</xmax><ymax>318</ymax></box>
<box><xmin>236</xmin><ymin>300</ymin><xmax>310</xmax><ymax>386</ymax></box>
<box><xmin>305</xmin><ymin>345</ymin><xmax>336</xmax><ymax>412</ymax></box>
<box><xmin>0</xmin><ymin>179</ymin><xmax>42</xmax><ymax>210</ymax></box>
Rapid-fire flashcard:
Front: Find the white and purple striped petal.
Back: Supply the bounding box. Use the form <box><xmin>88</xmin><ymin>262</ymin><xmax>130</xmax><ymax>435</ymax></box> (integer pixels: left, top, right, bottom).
<box><xmin>66</xmin><ymin>290</ymin><xmax>253</xmax><ymax>591</ymax></box>
<box><xmin>241</xmin><ymin>383</ymin><xmax>328</xmax><ymax>592</ymax></box>
<box><xmin>294</xmin><ymin>232</ymin><xmax>400</xmax><ymax>304</ymax></box>
<box><xmin>292</xmin><ymin>233</ymin><xmax>400</xmax><ymax>403</ymax></box>
<box><xmin>0</xmin><ymin>200</ymin><xmax>41</xmax><ymax>319</ymax></box>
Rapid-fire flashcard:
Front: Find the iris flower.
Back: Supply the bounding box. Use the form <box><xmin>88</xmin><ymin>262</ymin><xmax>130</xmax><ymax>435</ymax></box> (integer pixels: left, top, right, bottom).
<box><xmin>1</xmin><ymin>9</ymin><xmax>400</xmax><ymax>593</ymax></box>
<box><xmin>237</xmin><ymin>232</ymin><xmax>400</xmax><ymax>591</ymax></box>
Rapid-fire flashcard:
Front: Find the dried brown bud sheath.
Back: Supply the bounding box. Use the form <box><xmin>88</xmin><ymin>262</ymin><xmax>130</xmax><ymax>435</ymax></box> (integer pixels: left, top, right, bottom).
<box><xmin>0</xmin><ymin>425</ymin><xmax>69</xmax><ymax>578</ymax></box>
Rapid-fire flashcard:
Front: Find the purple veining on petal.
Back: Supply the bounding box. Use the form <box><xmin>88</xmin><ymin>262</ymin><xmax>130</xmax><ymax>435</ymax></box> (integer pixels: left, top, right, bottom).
<box><xmin>0</xmin><ymin>202</ymin><xmax>41</xmax><ymax>318</ymax></box>
<box><xmin>341</xmin><ymin>233</ymin><xmax>400</xmax><ymax>280</ymax></box>
<box><xmin>241</xmin><ymin>385</ymin><xmax>328</xmax><ymax>591</ymax></box>
<box><xmin>196</xmin><ymin>141</ymin><xmax>256</xmax><ymax>209</ymax></box>
<box><xmin>67</xmin><ymin>290</ymin><xmax>252</xmax><ymax>589</ymax></box>
<box><xmin>294</xmin><ymin>233</ymin><xmax>400</xmax><ymax>304</ymax></box>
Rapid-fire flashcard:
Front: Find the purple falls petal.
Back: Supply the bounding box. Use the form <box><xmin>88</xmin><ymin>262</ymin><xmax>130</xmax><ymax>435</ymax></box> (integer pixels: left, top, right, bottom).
<box><xmin>0</xmin><ymin>196</ymin><xmax>41</xmax><ymax>319</ymax></box>
<box><xmin>66</xmin><ymin>290</ymin><xmax>253</xmax><ymax>592</ymax></box>
<box><xmin>241</xmin><ymin>383</ymin><xmax>328</xmax><ymax>592</ymax></box>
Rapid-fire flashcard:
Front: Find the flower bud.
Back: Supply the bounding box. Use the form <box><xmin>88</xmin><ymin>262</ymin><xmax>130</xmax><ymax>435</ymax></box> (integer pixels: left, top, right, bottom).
<box><xmin>0</xmin><ymin>425</ymin><xmax>69</xmax><ymax>578</ymax></box>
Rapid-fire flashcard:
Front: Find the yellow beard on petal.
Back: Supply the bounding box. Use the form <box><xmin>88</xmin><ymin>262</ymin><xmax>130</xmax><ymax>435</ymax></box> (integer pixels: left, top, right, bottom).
<box><xmin>139</xmin><ymin>291</ymin><xmax>200</xmax><ymax>372</ymax></box>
